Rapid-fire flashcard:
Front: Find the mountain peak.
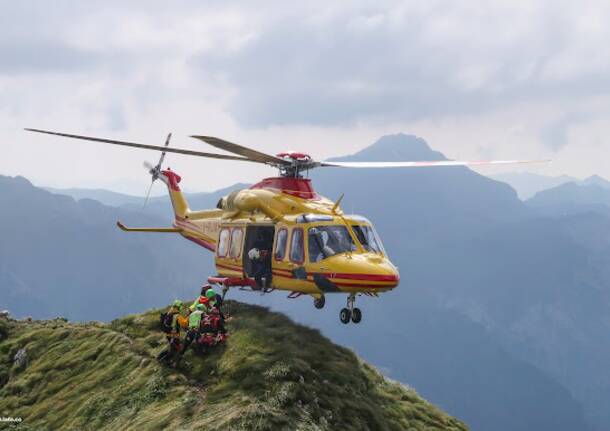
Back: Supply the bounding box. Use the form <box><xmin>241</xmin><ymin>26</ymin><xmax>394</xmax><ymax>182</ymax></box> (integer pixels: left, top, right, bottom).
<box><xmin>331</xmin><ymin>133</ymin><xmax>447</xmax><ymax>162</ymax></box>
<box><xmin>0</xmin><ymin>175</ymin><xmax>34</xmax><ymax>188</ymax></box>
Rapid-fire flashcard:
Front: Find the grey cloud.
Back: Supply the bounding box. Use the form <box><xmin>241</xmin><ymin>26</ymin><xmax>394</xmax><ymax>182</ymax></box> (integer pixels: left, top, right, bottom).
<box><xmin>540</xmin><ymin>112</ymin><xmax>591</xmax><ymax>151</ymax></box>
<box><xmin>0</xmin><ymin>1</ymin><xmax>94</xmax><ymax>74</ymax></box>
<box><xmin>197</xmin><ymin>5</ymin><xmax>610</xmax><ymax>128</ymax></box>
<box><xmin>0</xmin><ymin>0</ymin><xmax>162</xmax><ymax>75</ymax></box>
<box><xmin>0</xmin><ymin>41</ymin><xmax>97</xmax><ymax>74</ymax></box>
<box><xmin>3</xmin><ymin>0</ymin><xmax>610</xmax><ymax>137</ymax></box>
<box><xmin>105</xmin><ymin>104</ymin><xmax>128</xmax><ymax>131</ymax></box>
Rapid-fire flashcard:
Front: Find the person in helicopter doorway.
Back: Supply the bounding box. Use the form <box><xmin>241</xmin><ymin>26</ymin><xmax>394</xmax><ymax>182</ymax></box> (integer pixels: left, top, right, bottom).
<box><xmin>248</xmin><ymin>232</ymin><xmax>272</xmax><ymax>290</ymax></box>
<box><xmin>157</xmin><ymin>299</ymin><xmax>187</xmax><ymax>366</ymax></box>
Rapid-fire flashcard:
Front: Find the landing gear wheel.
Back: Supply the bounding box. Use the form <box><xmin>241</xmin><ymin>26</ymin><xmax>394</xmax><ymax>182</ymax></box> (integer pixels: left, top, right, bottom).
<box><xmin>351</xmin><ymin>307</ymin><xmax>362</xmax><ymax>323</ymax></box>
<box><xmin>314</xmin><ymin>296</ymin><xmax>326</xmax><ymax>309</ymax></box>
<box><xmin>340</xmin><ymin>308</ymin><xmax>352</xmax><ymax>324</ymax></box>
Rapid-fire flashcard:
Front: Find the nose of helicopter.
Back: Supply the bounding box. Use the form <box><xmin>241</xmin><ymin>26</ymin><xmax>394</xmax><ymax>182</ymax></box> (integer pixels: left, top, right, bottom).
<box><xmin>316</xmin><ymin>253</ymin><xmax>399</xmax><ymax>292</ymax></box>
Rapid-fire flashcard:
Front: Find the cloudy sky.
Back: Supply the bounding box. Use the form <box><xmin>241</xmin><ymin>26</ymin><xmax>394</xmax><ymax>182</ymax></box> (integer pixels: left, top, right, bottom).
<box><xmin>2</xmin><ymin>0</ymin><xmax>609</xmax><ymax>194</ymax></box>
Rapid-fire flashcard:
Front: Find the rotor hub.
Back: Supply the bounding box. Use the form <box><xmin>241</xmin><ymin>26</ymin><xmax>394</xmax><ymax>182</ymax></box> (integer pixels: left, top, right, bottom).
<box><xmin>275</xmin><ymin>152</ymin><xmax>314</xmax><ymax>177</ymax></box>
<box><xmin>276</xmin><ymin>152</ymin><xmax>312</xmax><ymax>163</ymax></box>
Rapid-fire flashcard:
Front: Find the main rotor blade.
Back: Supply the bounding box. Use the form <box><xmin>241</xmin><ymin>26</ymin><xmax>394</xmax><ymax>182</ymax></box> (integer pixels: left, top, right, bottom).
<box><xmin>191</xmin><ymin>135</ymin><xmax>290</xmax><ymax>166</ymax></box>
<box><xmin>157</xmin><ymin>132</ymin><xmax>171</xmax><ymax>168</ymax></box>
<box><xmin>319</xmin><ymin>159</ymin><xmax>551</xmax><ymax>168</ymax></box>
<box><xmin>24</xmin><ymin>128</ymin><xmax>256</xmax><ymax>162</ymax></box>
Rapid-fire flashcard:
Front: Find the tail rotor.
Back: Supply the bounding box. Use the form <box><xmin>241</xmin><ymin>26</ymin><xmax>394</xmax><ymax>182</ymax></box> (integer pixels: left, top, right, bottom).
<box><xmin>142</xmin><ymin>133</ymin><xmax>171</xmax><ymax>210</ymax></box>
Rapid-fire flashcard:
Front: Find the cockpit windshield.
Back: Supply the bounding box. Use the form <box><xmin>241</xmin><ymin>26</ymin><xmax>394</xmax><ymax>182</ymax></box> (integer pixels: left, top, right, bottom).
<box><xmin>308</xmin><ymin>225</ymin><xmax>356</xmax><ymax>262</ymax></box>
<box><xmin>352</xmin><ymin>225</ymin><xmax>385</xmax><ymax>254</ymax></box>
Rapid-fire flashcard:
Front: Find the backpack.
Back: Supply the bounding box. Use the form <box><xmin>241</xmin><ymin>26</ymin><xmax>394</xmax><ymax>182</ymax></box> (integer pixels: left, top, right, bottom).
<box><xmin>160</xmin><ymin>312</ymin><xmax>174</xmax><ymax>333</ymax></box>
<box><xmin>208</xmin><ymin>313</ymin><xmax>221</xmax><ymax>330</ymax></box>
<box><xmin>200</xmin><ymin>313</ymin><xmax>218</xmax><ymax>334</ymax></box>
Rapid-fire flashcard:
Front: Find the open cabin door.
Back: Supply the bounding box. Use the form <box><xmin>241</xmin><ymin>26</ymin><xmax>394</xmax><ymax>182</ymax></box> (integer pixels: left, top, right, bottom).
<box><xmin>243</xmin><ymin>225</ymin><xmax>275</xmax><ymax>283</ymax></box>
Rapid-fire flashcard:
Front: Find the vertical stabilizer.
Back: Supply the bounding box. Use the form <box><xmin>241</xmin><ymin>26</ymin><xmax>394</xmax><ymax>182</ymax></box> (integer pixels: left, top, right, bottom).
<box><xmin>159</xmin><ymin>169</ymin><xmax>190</xmax><ymax>218</ymax></box>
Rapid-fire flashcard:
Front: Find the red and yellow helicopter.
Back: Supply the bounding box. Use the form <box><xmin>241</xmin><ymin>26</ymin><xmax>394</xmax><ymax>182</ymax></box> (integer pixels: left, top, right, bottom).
<box><xmin>25</xmin><ymin>128</ymin><xmax>544</xmax><ymax>323</ymax></box>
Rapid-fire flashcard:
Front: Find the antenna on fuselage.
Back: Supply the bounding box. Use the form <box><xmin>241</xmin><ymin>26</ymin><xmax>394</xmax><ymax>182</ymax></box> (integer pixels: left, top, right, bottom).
<box><xmin>332</xmin><ymin>193</ymin><xmax>344</xmax><ymax>214</ymax></box>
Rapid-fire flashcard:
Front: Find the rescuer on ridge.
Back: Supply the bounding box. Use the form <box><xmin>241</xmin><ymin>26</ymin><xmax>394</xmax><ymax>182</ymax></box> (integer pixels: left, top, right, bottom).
<box><xmin>157</xmin><ymin>299</ymin><xmax>186</xmax><ymax>366</ymax></box>
<box><xmin>183</xmin><ymin>303</ymin><xmax>206</xmax><ymax>353</ymax></box>
<box><xmin>189</xmin><ymin>285</ymin><xmax>215</xmax><ymax>313</ymax></box>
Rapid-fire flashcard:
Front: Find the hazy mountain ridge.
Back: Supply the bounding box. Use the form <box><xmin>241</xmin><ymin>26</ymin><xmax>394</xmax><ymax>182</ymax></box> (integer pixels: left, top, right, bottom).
<box><xmin>527</xmin><ymin>176</ymin><xmax>610</xmax><ymax>216</ymax></box>
<box><xmin>46</xmin><ymin>183</ymin><xmax>251</xmax><ymax>220</ymax></box>
<box><xmin>490</xmin><ymin>172</ymin><xmax>576</xmax><ymax>200</ymax></box>
<box><xmin>44</xmin><ymin>186</ymin><xmax>150</xmax><ymax>207</ymax></box>
<box><xmin>0</xmin><ymin>174</ymin><xmax>214</xmax><ymax>322</ymax></box>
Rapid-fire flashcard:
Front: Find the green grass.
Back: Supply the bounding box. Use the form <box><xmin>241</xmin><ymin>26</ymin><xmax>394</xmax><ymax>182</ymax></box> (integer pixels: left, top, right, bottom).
<box><xmin>0</xmin><ymin>301</ymin><xmax>468</xmax><ymax>430</ymax></box>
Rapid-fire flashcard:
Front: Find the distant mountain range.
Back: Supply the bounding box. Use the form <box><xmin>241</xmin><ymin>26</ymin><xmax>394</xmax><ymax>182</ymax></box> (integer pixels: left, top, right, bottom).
<box><xmin>491</xmin><ymin>172</ymin><xmax>610</xmax><ymax>214</ymax></box>
<box><xmin>0</xmin><ymin>175</ymin><xmax>212</xmax><ymax>321</ymax></box>
<box><xmin>43</xmin><ymin>186</ymin><xmax>154</xmax><ymax>207</ymax></box>
<box><xmin>45</xmin><ymin>183</ymin><xmax>250</xmax><ymax>220</ymax></box>
<box><xmin>527</xmin><ymin>175</ymin><xmax>610</xmax><ymax>216</ymax></box>
<box><xmin>4</xmin><ymin>133</ymin><xmax>609</xmax><ymax>430</ymax></box>
<box><xmin>490</xmin><ymin>172</ymin><xmax>576</xmax><ymax>200</ymax></box>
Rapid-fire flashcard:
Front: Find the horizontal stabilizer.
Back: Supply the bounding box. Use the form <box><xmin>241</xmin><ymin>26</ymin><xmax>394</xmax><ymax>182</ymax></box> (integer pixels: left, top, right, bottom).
<box><xmin>116</xmin><ymin>221</ymin><xmax>182</xmax><ymax>233</ymax></box>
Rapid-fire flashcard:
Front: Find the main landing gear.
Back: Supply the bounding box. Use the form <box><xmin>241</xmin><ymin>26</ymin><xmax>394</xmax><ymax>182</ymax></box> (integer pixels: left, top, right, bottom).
<box><xmin>313</xmin><ymin>295</ymin><xmax>325</xmax><ymax>309</ymax></box>
<box><xmin>340</xmin><ymin>294</ymin><xmax>362</xmax><ymax>324</ymax></box>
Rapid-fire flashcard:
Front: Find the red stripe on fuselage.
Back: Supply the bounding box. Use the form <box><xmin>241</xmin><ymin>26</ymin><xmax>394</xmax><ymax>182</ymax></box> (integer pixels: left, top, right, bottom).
<box><xmin>318</xmin><ymin>272</ymin><xmax>399</xmax><ymax>282</ymax></box>
<box><xmin>270</xmin><ymin>271</ymin><xmax>397</xmax><ymax>289</ymax></box>
<box><xmin>272</xmin><ymin>268</ymin><xmax>398</xmax><ymax>283</ymax></box>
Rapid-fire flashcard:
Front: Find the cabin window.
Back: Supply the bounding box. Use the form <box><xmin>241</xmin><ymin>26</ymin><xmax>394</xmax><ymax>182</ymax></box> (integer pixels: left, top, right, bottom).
<box><xmin>230</xmin><ymin>228</ymin><xmax>243</xmax><ymax>258</ymax></box>
<box><xmin>275</xmin><ymin>228</ymin><xmax>288</xmax><ymax>261</ymax></box>
<box><xmin>289</xmin><ymin>228</ymin><xmax>304</xmax><ymax>264</ymax></box>
<box><xmin>308</xmin><ymin>225</ymin><xmax>356</xmax><ymax>262</ymax></box>
<box><xmin>217</xmin><ymin>228</ymin><xmax>230</xmax><ymax>257</ymax></box>
<box><xmin>352</xmin><ymin>225</ymin><xmax>385</xmax><ymax>254</ymax></box>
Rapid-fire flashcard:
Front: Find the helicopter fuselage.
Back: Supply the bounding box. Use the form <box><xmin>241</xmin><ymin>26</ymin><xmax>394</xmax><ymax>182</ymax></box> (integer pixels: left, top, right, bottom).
<box><xmin>161</xmin><ymin>170</ymin><xmax>400</xmax><ymax>298</ymax></box>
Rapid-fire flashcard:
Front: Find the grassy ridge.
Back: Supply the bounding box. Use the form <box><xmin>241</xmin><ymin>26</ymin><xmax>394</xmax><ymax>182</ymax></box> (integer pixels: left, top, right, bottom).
<box><xmin>0</xmin><ymin>301</ymin><xmax>467</xmax><ymax>430</ymax></box>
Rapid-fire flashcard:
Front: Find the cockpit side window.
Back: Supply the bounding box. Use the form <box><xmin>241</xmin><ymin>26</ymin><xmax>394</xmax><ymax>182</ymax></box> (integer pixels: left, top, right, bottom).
<box><xmin>308</xmin><ymin>225</ymin><xmax>356</xmax><ymax>262</ymax></box>
<box><xmin>352</xmin><ymin>225</ymin><xmax>385</xmax><ymax>254</ymax></box>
